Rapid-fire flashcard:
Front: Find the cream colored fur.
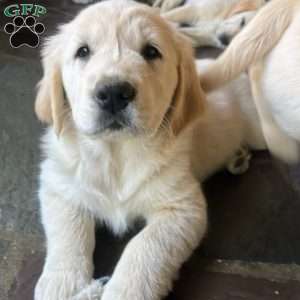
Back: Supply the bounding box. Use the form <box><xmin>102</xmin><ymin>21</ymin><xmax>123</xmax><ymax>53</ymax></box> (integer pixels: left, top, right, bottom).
<box><xmin>34</xmin><ymin>1</ymin><xmax>265</xmax><ymax>300</ymax></box>
<box><xmin>162</xmin><ymin>0</ymin><xmax>267</xmax><ymax>48</ymax></box>
<box><xmin>200</xmin><ymin>0</ymin><xmax>300</xmax><ymax>162</ymax></box>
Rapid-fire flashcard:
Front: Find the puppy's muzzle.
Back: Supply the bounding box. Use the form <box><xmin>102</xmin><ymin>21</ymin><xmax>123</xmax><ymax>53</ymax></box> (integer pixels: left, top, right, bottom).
<box><xmin>95</xmin><ymin>81</ymin><xmax>136</xmax><ymax>114</ymax></box>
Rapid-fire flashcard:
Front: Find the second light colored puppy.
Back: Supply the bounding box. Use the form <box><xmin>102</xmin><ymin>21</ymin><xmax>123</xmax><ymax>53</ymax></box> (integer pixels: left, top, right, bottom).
<box><xmin>200</xmin><ymin>0</ymin><xmax>300</xmax><ymax>163</ymax></box>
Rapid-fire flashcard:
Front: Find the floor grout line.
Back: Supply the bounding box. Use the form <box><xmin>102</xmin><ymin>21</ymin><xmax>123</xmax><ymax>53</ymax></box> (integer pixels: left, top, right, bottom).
<box><xmin>205</xmin><ymin>259</ymin><xmax>300</xmax><ymax>283</ymax></box>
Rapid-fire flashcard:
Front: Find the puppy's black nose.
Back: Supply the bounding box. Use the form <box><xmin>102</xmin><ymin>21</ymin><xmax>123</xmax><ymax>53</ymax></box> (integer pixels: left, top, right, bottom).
<box><xmin>96</xmin><ymin>82</ymin><xmax>136</xmax><ymax>114</ymax></box>
<box><xmin>219</xmin><ymin>34</ymin><xmax>230</xmax><ymax>46</ymax></box>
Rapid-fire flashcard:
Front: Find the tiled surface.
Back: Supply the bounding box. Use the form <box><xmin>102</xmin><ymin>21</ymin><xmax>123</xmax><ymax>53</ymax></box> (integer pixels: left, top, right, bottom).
<box><xmin>0</xmin><ymin>1</ymin><xmax>299</xmax><ymax>300</ymax></box>
<box><xmin>171</xmin><ymin>270</ymin><xmax>300</xmax><ymax>300</ymax></box>
<box><xmin>11</xmin><ymin>253</ymin><xmax>300</xmax><ymax>300</ymax></box>
<box><xmin>203</xmin><ymin>154</ymin><xmax>300</xmax><ymax>264</ymax></box>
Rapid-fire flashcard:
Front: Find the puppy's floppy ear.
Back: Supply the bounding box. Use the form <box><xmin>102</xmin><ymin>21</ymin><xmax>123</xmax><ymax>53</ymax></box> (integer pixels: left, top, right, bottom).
<box><xmin>169</xmin><ymin>34</ymin><xmax>206</xmax><ymax>135</ymax></box>
<box><xmin>35</xmin><ymin>33</ymin><xmax>66</xmax><ymax>136</ymax></box>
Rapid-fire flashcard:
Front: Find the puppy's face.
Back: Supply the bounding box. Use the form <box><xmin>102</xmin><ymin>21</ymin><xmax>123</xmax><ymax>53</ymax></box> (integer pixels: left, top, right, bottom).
<box><xmin>36</xmin><ymin>0</ymin><xmax>204</xmax><ymax>139</ymax></box>
<box><xmin>63</xmin><ymin>1</ymin><xmax>179</xmax><ymax>136</ymax></box>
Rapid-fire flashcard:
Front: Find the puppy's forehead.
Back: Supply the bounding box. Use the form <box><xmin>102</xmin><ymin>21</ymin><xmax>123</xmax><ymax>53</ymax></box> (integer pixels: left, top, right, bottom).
<box><xmin>76</xmin><ymin>0</ymin><xmax>149</xmax><ymax>20</ymax></box>
<box><xmin>70</xmin><ymin>1</ymin><xmax>173</xmax><ymax>44</ymax></box>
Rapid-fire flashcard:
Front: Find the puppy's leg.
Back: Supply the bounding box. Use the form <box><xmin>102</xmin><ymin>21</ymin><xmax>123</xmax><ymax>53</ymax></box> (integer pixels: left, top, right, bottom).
<box><xmin>163</xmin><ymin>5</ymin><xmax>224</xmax><ymax>48</ymax></box>
<box><xmin>35</xmin><ymin>192</ymin><xmax>96</xmax><ymax>300</ymax></box>
<box><xmin>154</xmin><ymin>0</ymin><xmax>185</xmax><ymax>13</ymax></box>
<box><xmin>102</xmin><ymin>186</ymin><xmax>207</xmax><ymax>300</ymax></box>
<box><xmin>226</xmin><ymin>146</ymin><xmax>252</xmax><ymax>175</ymax></box>
<box><xmin>180</xmin><ymin>22</ymin><xmax>225</xmax><ymax>48</ymax></box>
<box><xmin>72</xmin><ymin>278</ymin><xmax>110</xmax><ymax>300</ymax></box>
<box><xmin>162</xmin><ymin>5</ymin><xmax>199</xmax><ymax>24</ymax></box>
<box><xmin>215</xmin><ymin>11</ymin><xmax>257</xmax><ymax>48</ymax></box>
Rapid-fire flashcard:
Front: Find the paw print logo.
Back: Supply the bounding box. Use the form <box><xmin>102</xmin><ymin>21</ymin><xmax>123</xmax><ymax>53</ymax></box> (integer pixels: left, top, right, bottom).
<box><xmin>4</xmin><ymin>16</ymin><xmax>45</xmax><ymax>48</ymax></box>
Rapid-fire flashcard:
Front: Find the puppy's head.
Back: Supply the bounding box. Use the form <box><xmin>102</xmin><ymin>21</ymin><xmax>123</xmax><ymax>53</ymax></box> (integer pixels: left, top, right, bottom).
<box><xmin>35</xmin><ymin>0</ymin><xmax>205</xmax><ymax>139</ymax></box>
<box><xmin>217</xmin><ymin>0</ymin><xmax>268</xmax><ymax>47</ymax></box>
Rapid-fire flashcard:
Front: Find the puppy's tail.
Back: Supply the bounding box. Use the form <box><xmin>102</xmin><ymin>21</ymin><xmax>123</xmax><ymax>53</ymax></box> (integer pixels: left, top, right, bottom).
<box><xmin>200</xmin><ymin>0</ymin><xmax>298</xmax><ymax>92</ymax></box>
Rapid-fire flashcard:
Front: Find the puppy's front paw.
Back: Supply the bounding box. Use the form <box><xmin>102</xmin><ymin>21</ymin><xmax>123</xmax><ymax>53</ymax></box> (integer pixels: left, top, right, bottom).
<box><xmin>72</xmin><ymin>277</ymin><xmax>110</xmax><ymax>300</ymax></box>
<box><xmin>101</xmin><ymin>283</ymin><xmax>136</xmax><ymax>300</ymax></box>
<box><xmin>34</xmin><ymin>269</ymin><xmax>90</xmax><ymax>300</ymax></box>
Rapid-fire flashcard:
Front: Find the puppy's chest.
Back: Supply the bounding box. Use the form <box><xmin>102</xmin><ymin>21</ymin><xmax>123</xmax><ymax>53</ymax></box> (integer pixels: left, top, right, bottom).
<box><xmin>79</xmin><ymin>156</ymin><xmax>137</xmax><ymax>200</ymax></box>
<box><xmin>75</xmin><ymin>148</ymin><xmax>161</xmax><ymax>233</ymax></box>
<box><xmin>77</xmin><ymin>146</ymin><xmax>159</xmax><ymax>207</ymax></box>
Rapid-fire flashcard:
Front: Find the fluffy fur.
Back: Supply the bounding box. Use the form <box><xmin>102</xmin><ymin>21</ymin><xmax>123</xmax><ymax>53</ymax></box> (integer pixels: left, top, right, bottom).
<box><xmin>199</xmin><ymin>0</ymin><xmax>300</xmax><ymax>162</ymax></box>
<box><xmin>162</xmin><ymin>0</ymin><xmax>268</xmax><ymax>48</ymax></box>
<box><xmin>34</xmin><ymin>1</ymin><xmax>265</xmax><ymax>300</ymax></box>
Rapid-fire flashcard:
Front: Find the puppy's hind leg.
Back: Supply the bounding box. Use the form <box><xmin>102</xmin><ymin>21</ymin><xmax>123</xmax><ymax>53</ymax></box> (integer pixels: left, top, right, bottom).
<box><xmin>154</xmin><ymin>0</ymin><xmax>185</xmax><ymax>12</ymax></box>
<box><xmin>162</xmin><ymin>5</ymin><xmax>199</xmax><ymax>24</ymax></box>
<box><xmin>180</xmin><ymin>22</ymin><xmax>225</xmax><ymax>48</ymax></box>
<box><xmin>226</xmin><ymin>145</ymin><xmax>252</xmax><ymax>175</ymax></box>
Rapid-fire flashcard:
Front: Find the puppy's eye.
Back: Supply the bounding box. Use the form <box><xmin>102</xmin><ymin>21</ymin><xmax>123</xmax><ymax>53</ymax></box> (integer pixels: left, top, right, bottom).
<box><xmin>75</xmin><ymin>45</ymin><xmax>90</xmax><ymax>59</ymax></box>
<box><xmin>141</xmin><ymin>44</ymin><xmax>162</xmax><ymax>61</ymax></box>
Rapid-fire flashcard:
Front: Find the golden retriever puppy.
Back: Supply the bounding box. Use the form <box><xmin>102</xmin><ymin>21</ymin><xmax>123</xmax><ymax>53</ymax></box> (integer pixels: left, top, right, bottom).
<box><xmin>199</xmin><ymin>0</ymin><xmax>300</xmax><ymax>163</ymax></box>
<box><xmin>34</xmin><ymin>1</ymin><xmax>265</xmax><ymax>299</ymax></box>
<box><xmin>162</xmin><ymin>0</ymin><xmax>268</xmax><ymax>48</ymax></box>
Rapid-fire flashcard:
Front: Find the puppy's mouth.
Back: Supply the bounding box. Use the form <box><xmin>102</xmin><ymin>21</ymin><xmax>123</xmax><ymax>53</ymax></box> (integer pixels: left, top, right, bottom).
<box><xmin>81</xmin><ymin>106</ymin><xmax>138</xmax><ymax>137</ymax></box>
<box><xmin>98</xmin><ymin>112</ymin><xmax>133</xmax><ymax>133</ymax></box>
<box><xmin>107</xmin><ymin>121</ymin><xmax>123</xmax><ymax>130</ymax></box>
